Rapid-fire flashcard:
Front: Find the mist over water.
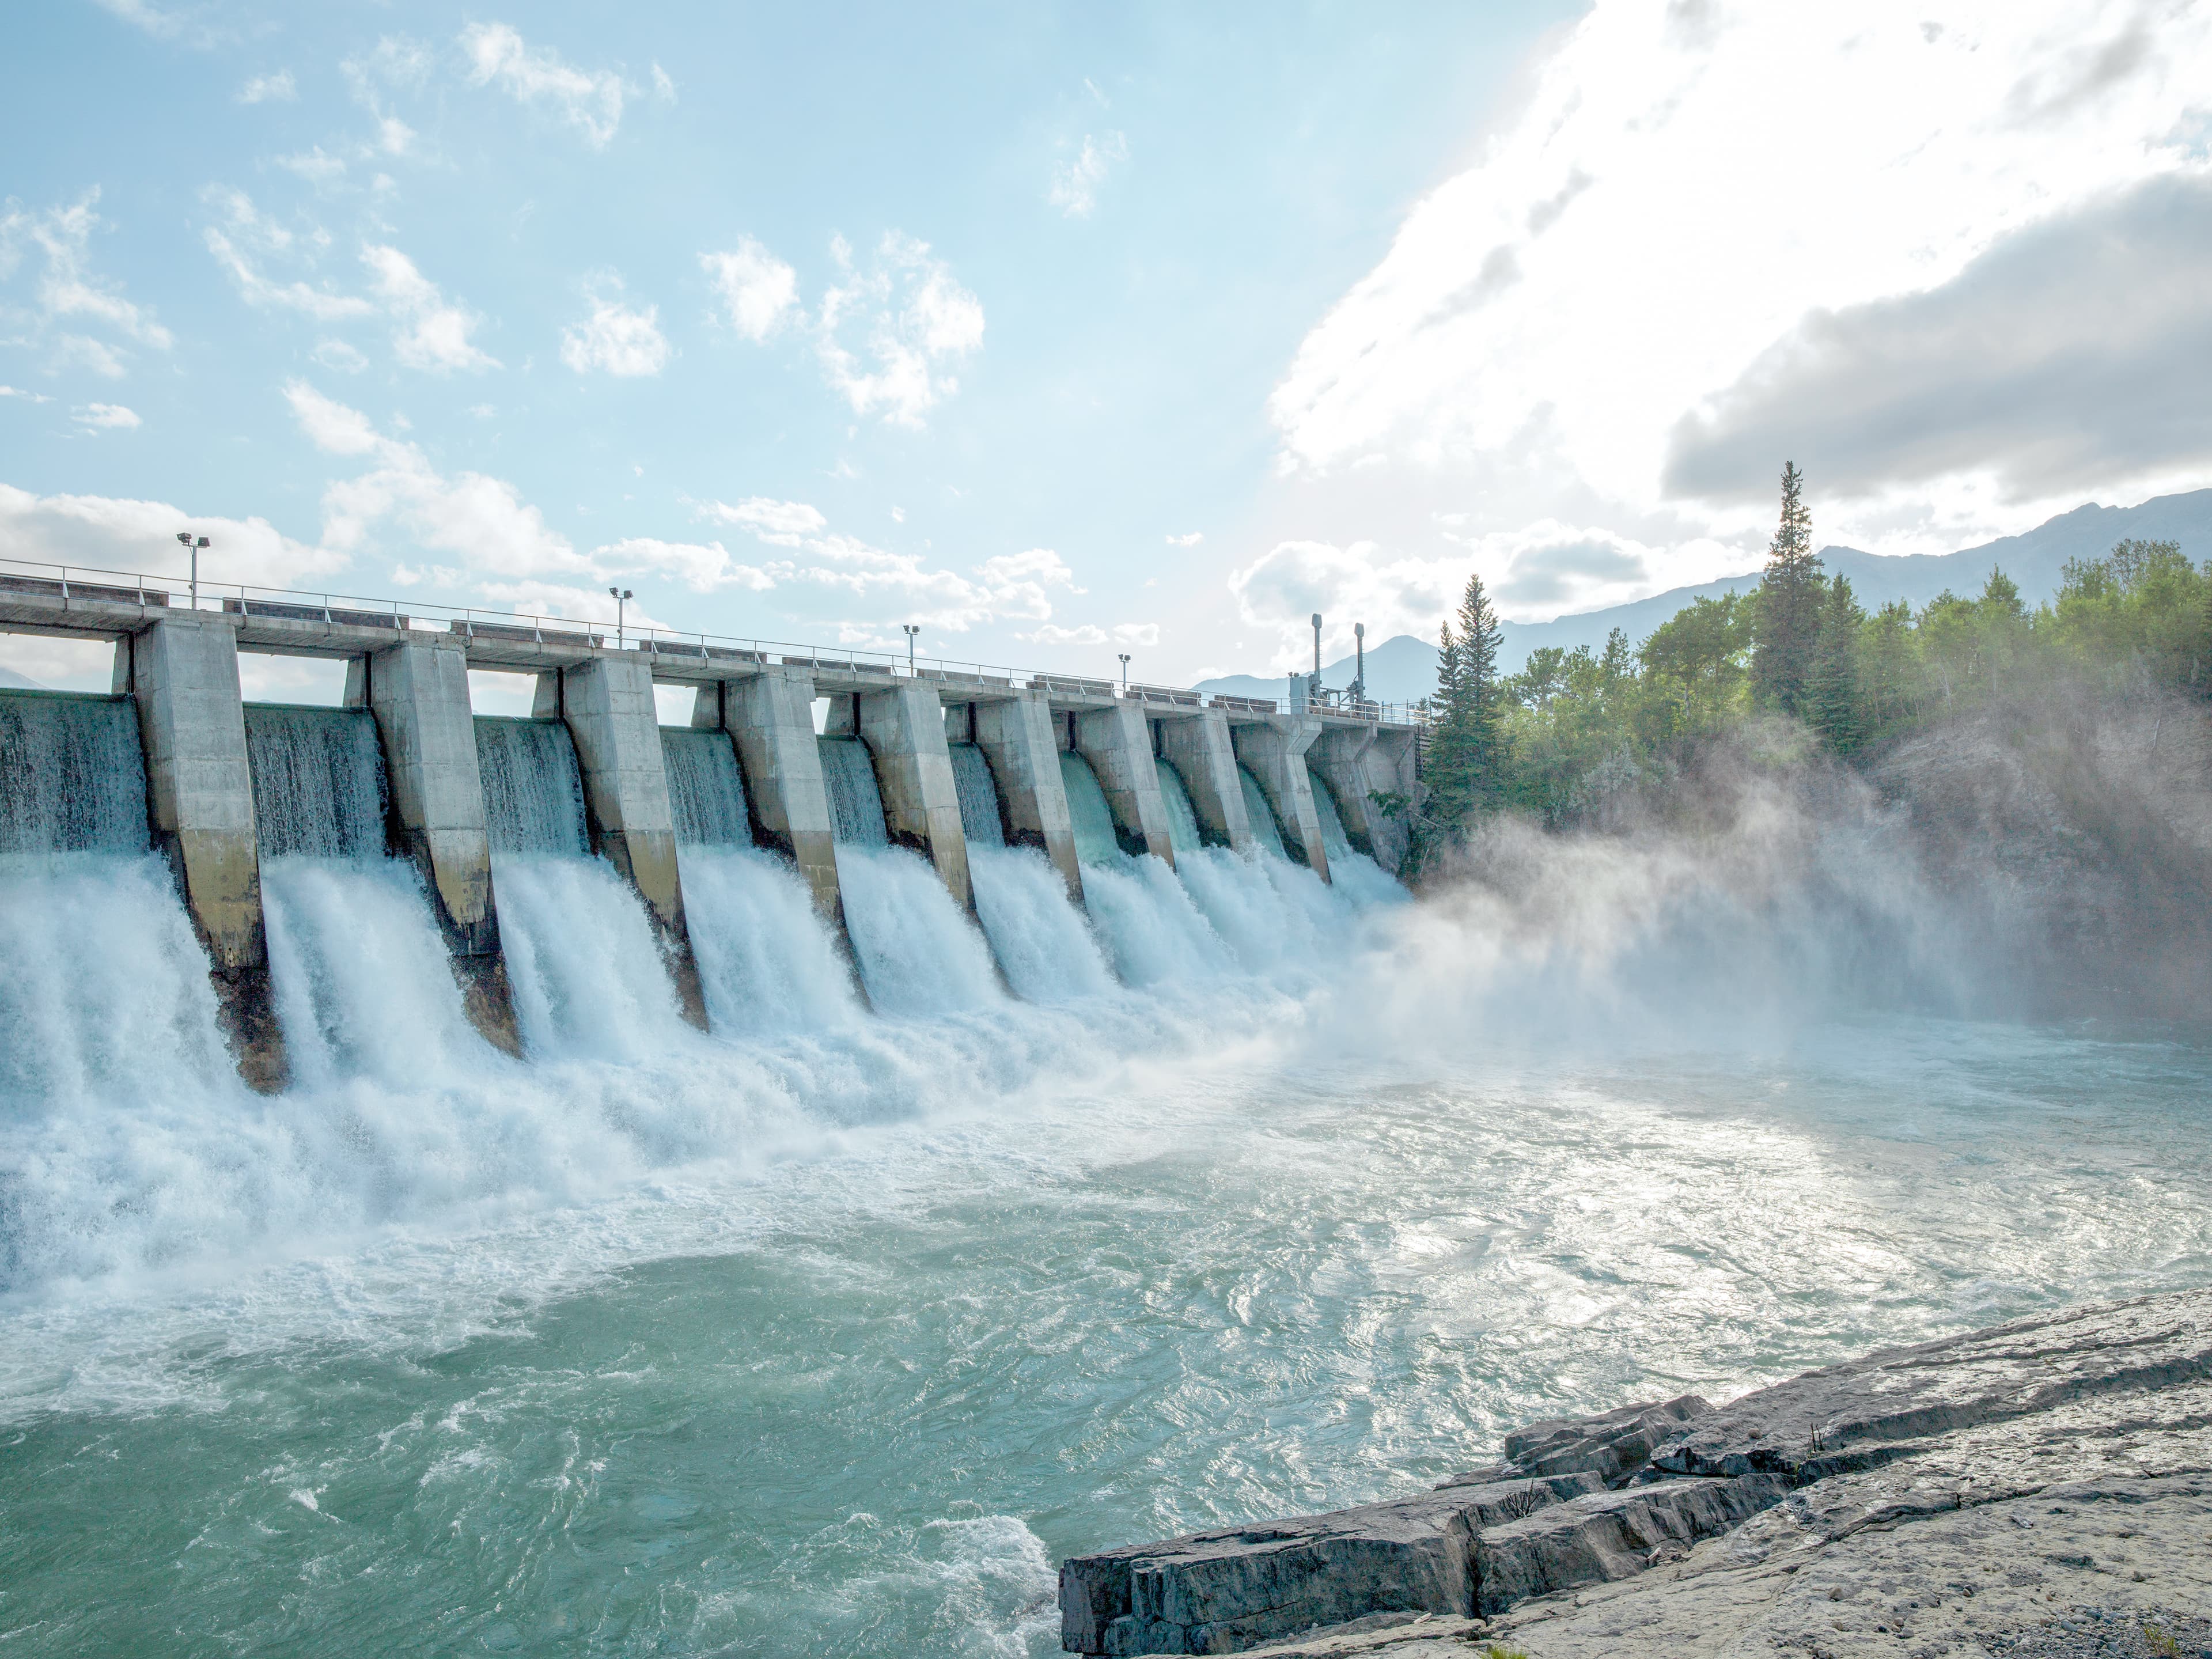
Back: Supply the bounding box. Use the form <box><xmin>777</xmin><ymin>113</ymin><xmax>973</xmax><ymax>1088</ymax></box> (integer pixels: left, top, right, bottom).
<box><xmin>2</xmin><ymin>738</ymin><xmax>2207</xmax><ymax>1656</ymax></box>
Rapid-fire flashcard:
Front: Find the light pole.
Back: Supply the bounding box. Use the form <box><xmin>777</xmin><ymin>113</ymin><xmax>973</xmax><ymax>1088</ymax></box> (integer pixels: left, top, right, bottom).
<box><xmin>1118</xmin><ymin>652</ymin><xmax>1131</xmax><ymax>690</ymax></box>
<box><xmin>902</xmin><ymin>623</ymin><xmax>919</xmax><ymax>670</ymax></box>
<box><xmin>177</xmin><ymin>531</ymin><xmax>208</xmax><ymax>609</ymax></box>
<box><xmin>1352</xmin><ymin>622</ymin><xmax>1366</xmax><ymax>706</ymax></box>
<box><xmin>1310</xmin><ymin>611</ymin><xmax>1324</xmax><ymax>705</ymax></box>
<box><xmin>608</xmin><ymin>586</ymin><xmax>632</xmax><ymax>647</ymax></box>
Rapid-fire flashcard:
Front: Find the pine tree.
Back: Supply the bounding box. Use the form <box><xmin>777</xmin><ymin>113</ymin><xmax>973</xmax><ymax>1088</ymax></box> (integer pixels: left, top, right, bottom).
<box><xmin>1749</xmin><ymin>461</ymin><xmax>1825</xmax><ymax>718</ymax></box>
<box><xmin>1806</xmin><ymin>573</ymin><xmax>1865</xmax><ymax>751</ymax></box>
<box><xmin>1423</xmin><ymin>573</ymin><xmax>1506</xmax><ymax>834</ymax></box>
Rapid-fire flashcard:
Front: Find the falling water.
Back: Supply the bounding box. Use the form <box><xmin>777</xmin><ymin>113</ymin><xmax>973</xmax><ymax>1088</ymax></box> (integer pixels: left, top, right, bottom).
<box><xmin>1153</xmin><ymin>757</ymin><xmax>1205</xmax><ymax>854</ymax></box>
<box><xmin>0</xmin><ymin>691</ymin><xmax>148</xmax><ymax>855</ymax></box>
<box><xmin>243</xmin><ymin>704</ymin><xmax>388</xmax><ymax>859</ymax></box>
<box><xmin>677</xmin><ymin>845</ymin><xmax>861</xmax><ymax>1035</ymax></box>
<box><xmin>948</xmin><ymin>743</ymin><xmax>1006</xmax><ymax>848</ymax></box>
<box><xmin>1238</xmin><ymin>766</ymin><xmax>1289</xmax><ymax>859</ymax></box>
<box><xmin>474</xmin><ymin>718</ymin><xmax>589</xmax><ymax>857</ymax></box>
<box><xmin>819</xmin><ymin>736</ymin><xmax>889</xmax><ymax>846</ymax></box>
<box><xmin>836</xmin><ymin>846</ymin><xmax>1005</xmax><ymax>1016</ymax></box>
<box><xmin>1307</xmin><ymin>767</ymin><xmax>1408</xmax><ymax>906</ymax></box>
<box><xmin>662</xmin><ymin>728</ymin><xmax>752</xmax><ymax>848</ymax></box>
<box><xmin>1060</xmin><ymin>749</ymin><xmax>1232</xmax><ymax>983</ymax></box>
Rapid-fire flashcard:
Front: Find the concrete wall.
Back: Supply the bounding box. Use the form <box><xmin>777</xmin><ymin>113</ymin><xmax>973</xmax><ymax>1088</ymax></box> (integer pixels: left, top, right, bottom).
<box><xmin>1311</xmin><ymin>724</ymin><xmax>1417</xmax><ymax>876</ymax></box>
<box><xmin>695</xmin><ymin>669</ymin><xmax>843</xmax><ymax>927</ymax></box>
<box><xmin>1156</xmin><ymin>709</ymin><xmax>1253</xmax><ymax>853</ymax></box>
<box><xmin>1232</xmin><ymin>714</ymin><xmax>1331</xmax><ymax>881</ymax></box>
<box><xmin>112</xmin><ymin>614</ymin><xmax>287</xmax><ymax>1091</ymax></box>
<box><xmin>343</xmin><ymin>638</ymin><xmax>520</xmax><ymax>1054</ymax></box>
<box><xmin>1073</xmin><ymin>702</ymin><xmax>1175</xmax><ymax>866</ymax></box>
<box><xmin>857</xmin><ymin>680</ymin><xmax>972</xmax><ymax>911</ymax></box>
<box><xmin>971</xmin><ymin>690</ymin><xmax>1084</xmax><ymax>902</ymax></box>
<box><xmin>536</xmin><ymin>657</ymin><xmax>708</xmax><ymax>1031</ymax></box>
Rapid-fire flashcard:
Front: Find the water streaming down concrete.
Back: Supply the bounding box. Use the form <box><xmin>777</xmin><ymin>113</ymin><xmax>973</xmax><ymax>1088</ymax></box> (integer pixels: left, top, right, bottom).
<box><xmin>242</xmin><ymin>704</ymin><xmax>388</xmax><ymax>860</ymax></box>
<box><xmin>1306</xmin><ymin>767</ymin><xmax>1408</xmax><ymax>907</ymax></box>
<box><xmin>947</xmin><ymin>743</ymin><xmax>1006</xmax><ymax>849</ymax></box>
<box><xmin>1060</xmin><ymin>750</ymin><xmax>1233</xmax><ymax>983</ymax></box>
<box><xmin>817</xmin><ymin>736</ymin><xmax>891</xmax><ymax>847</ymax></box>
<box><xmin>1239</xmin><ymin>766</ymin><xmax>1289</xmax><ymax>860</ymax></box>
<box><xmin>1153</xmin><ymin>758</ymin><xmax>1205</xmax><ymax>856</ymax></box>
<box><xmin>661</xmin><ymin>728</ymin><xmax>752</xmax><ymax>849</ymax></box>
<box><xmin>0</xmin><ymin>690</ymin><xmax>149</xmax><ymax>855</ymax></box>
<box><xmin>474</xmin><ymin>718</ymin><xmax>590</xmax><ymax>859</ymax></box>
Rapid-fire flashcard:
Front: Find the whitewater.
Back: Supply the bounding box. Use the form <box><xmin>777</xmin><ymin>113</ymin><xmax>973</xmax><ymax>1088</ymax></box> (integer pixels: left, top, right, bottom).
<box><xmin>2</xmin><ymin>765</ymin><xmax>2209</xmax><ymax>1655</ymax></box>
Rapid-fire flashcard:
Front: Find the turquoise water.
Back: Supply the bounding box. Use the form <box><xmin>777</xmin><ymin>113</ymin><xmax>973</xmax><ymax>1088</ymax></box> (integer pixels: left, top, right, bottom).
<box><xmin>2</xmin><ymin>1014</ymin><xmax>2207</xmax><ymax>1656</ymax></box>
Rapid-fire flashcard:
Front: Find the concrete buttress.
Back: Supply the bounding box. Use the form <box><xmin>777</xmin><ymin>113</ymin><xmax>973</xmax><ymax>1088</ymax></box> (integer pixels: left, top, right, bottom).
<box><xmin>1311</xmin><ymin>723</ymin><xmax>1416</xmax><ymax>876</ymax></box>
<box><xmin>1155</xmin><ymin>709</ymin><xmax>1254</xmax><ymax>853</ymax></box>
<box><xmin>112</xmin><ymin>613</ymin><xmax>287</xmax><ymax>1090</ymax></box>
<box><xmin>1232</xmin><ymin>715</ymin><xmax>1332</xmax><ymax>880</ymax></box>
<box><xmin>344</xmin><ymin>638</ymin><xmax>521</xmax><ymax>1054</ymax></box>
<box><xmin>971</xmin><ymin>690</ymin><xmax>1084</xmax><ymax>903</ymax></box>
<box><xmin>536</xmin><ymin>656</ymin><xmax>709</xmax><ymax>1031</ymax></box>
<box><xmin>857</xmin><ymin>680</ymin><xmax>972</xmax><ymax>911</ymax></box>
<box><xmin>1073</xmin><ymin>702</ymin><xmax>1176</xmax><ymax>866</ymax></box>
<box><xmin>695</xmin><ymin>669</ymin><xmax>844</xmax><ymax>929</ymax></box>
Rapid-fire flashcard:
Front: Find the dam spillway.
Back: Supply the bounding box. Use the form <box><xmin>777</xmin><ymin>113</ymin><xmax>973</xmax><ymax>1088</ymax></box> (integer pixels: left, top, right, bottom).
<box><xmin>0</xmin><ymin>568</ymin><xmax>1419</xmax><ymax>1087</ymax></box>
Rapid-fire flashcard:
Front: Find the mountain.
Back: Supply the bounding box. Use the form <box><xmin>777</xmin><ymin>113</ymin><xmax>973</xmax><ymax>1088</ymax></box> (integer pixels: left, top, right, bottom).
<box><xmin>0</xmin><ymin>666</ymin><xmax>48</xmax><ymax>690</ymax></box>
<box><xmin>1194</xmin><ymin>488</ymin><xmax>2212</xmax><ymax>705</ymax></box>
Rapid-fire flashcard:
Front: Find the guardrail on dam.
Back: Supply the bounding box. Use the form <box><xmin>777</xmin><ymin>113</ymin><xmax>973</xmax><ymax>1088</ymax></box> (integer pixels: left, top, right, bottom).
<box><xmin>0</xmin><ymin>555</ymin><xmax>1424</xmax><ymax>1089</ymax></box>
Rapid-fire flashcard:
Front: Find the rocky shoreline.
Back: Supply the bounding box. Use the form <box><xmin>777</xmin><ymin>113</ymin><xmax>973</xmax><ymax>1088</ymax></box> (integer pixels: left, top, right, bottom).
<box><xmin>1058</xmin><ymin>1288</ymin><xmax>2212</xmax><ymax>1657</ymax></box>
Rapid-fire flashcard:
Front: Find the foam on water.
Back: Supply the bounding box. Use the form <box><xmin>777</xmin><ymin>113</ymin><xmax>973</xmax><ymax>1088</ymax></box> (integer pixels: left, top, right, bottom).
<box><xmin>968</xmin><ymin>845</ymin><xmax>1115</xmax><ymax>1002</ymax></box>
<box><xmin>835</xmin><ymin>844</ymin><xmax>1005</xmax><ymax>1016</ymax></box>
<box><xmin>679</xmin><ymin>843</ymin><xmax>861</xmax><ymax>1035</ymax></box>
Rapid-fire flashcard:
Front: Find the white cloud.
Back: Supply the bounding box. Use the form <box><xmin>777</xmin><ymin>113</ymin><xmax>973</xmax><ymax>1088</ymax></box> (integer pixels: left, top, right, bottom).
<box><xmin>698</xmin><ymin>496</ymin><xmax>827</xmax><ymax>546</ymax></box>
<box><xmin>0</xmin><ymin>482</ymin><xmax>343</xmax><ymax>588</ymax></box>
<box><xmin>312</xmin><ymin>338</ymin><xmax>369</xmax><ymax>373</ymax></box>
<box><xmin>816</xmin><ymin>232</ymin><xmax>984</xmax><ymax>426</ymax></box>
<box><xmin>1165</xmin><ymin>531</ymin><xmax>1203</xmax><ymax>547</ymax></box>
<box><xmin>238</xmin><ymin>70</ymin><xmax>297</xmax><ymax>104</ymax></box>
<box><xmin>652</xmin><ymin>63</ymin><xmax>676</xmax><ymax>101</ymax></box>
<box><xmin>88</xmin><ymin>0</ymin><xmax>180</xmax><ymax>37</ymax></box>
<box><xmin>203</xmin><ymin>190</ymin><xmax>379</xmax><ymax>322</ymax></box>
<box><xmin>1112</xmin><ymin>622</ymin><xmax>1160</xmax><ymax>647</ymax></box>
<box><xmin>700</xmin><ymin>240</ymin><xmax>798</xmax><ymax>341</ymax></box>
<box><xmin>1048</xmin><ymin>131</ymin><xmax>1128</xmax><ymax>218</ymax></box>
<box><xmin>460</xmin><ymin>23</ymin><xmax>629</xmax><ymax>148</ymax></box>
<box><xmin>0</xmin><ymin>385</ymin><xmax>52</xmax><ymax>403</ymax></box>
<box><xmin>277</xmin><ymin>147</ymin><xmax>349</xmax><ymax>188</ymax></box>
<box><xmin>1024</xmin><ymin>623</ymin><xmax>1108</xmax><ymax>646</ymax></box>
<box><xmin>700</xmin><ymin>497</ymin><xmax>1074</xmax><ymax>631</ymax></box>
<box><xmin>0</xmin><ymin>190</ymin><xmax>172</xmax><ymax>374</ymax></box>
<box><xmin>362</xmin><ymin>245</ymin><xmax>498</xmax><ymax>372</ymax></box>
<box><xmin>1267</xmin><ymin>0</ymin><xmax>2212</xmax><ymax>585</ymax></box>
<box><xmin>593</xmin><ymin>537</ymin><xmax>772</xmax><ymax>592</ymax></box>
<box><xmin>560</xmin><ymin>278</ymin><xmax>669</xmax><ymax>376</ymax></box>
<box><xmin>72</xmin><ymin>403</ymin><xmax>141</xmax><ymax>431</ymax></box>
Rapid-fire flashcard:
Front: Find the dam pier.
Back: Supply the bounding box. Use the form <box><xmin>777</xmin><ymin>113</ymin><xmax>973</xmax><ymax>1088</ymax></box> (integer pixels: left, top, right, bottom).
<box><xmin>0</xmin><ymin>557</ymin><xmax>1422</xmax><ymax>1087</ymax></box>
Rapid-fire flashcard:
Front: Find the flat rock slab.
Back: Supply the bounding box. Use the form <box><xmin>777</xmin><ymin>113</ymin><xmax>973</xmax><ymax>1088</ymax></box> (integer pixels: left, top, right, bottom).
<box><xmin>1059</xmin><ymin>1474</ymin><xmax>1601</xmax><ymax>1655</ymax></box>
<box><xmin>1652</xmin><ymin>1287</ymin><xmax>2212</xmax><ymax>1480</ymax></box>
<box><xmin>1472</xmin><ymin>1474</ymin><xmax>1790</xmax><ymax>1615</ymax></box>
<box><xmin>1502</xmin><ymin>1393</ymin><xmax>1712</xmax><ymax>1485</ymax></box>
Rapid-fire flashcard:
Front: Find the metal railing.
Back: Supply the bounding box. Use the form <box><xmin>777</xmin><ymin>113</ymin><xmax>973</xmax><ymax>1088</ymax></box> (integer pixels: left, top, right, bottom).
<box><xmin>0</xmin><ymin>551</ymin><xmax>1427</xmax><ymax>727</ymax></box>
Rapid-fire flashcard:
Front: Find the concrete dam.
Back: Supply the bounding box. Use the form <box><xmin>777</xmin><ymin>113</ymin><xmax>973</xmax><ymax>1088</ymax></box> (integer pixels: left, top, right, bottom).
<box><xmin>0</xmin><ymin>562</ymin><xmax>1419</xmax><ymax>1090</ymax></box>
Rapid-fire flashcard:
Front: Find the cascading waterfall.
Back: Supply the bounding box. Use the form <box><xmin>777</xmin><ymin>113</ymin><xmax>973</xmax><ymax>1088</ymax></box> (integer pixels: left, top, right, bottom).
<box><xmin>243</xmin><ymin>704</ymin><xmax>388</xmax><ymax>858</ymax></box>
<box><xmin>664</xmin><ymin>726</ymin><xmax>858</xmax><ymax>1036</ymax></box>
<box><xmin>1306</xmin><ymin>767</ymin><xmax>1408</xmax><ymax>906</ymax></box>
<box><xmin>1238</xmin><ymin>766</ymin><xmax>1289</xmax><ymax>859</ymax></box>
<box><xmin>0</xmin><ymin>690</ymin><xmax>149</xmax><ymax>855</ymax></box>
<box><xmin>474</xmin><ymin>717</ymin><xmax>590</xmax><ymax>858</ymax></box>
<box><xmin>1153</xmin><ymin>757</ymin><xmax>1205</xmax><ymax>855</ymax></box>
<box><xmin>1059</xmin><ymin>749</ymin><xmax>1231</xmax><ymax>984</ymax></box>
<box><xmin>820</xmin><ymin>734</ymin><xmax>1001</xmax><ymax>1016</ymax></box>
<box><xmin>955</xmin><ymin>743</ymin><xmax>1113</xmax><ymax>1001</ymax></box>
<box><xmin>662</xmin><ymin>728</ymin><xmax>752</xmax><ymax>848</ymax></box>
<box><xmin>472</xmin><ymin>715</ymin><xmax>681</xmax><ymax>1059</ymax></box>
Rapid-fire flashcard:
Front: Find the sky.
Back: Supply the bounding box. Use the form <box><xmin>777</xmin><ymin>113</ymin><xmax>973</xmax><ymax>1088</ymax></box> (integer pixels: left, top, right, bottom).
<box><xmin>5</xmin><ymin>0</ymin><xmax>2211</xmax><ymax>700</ymax></box>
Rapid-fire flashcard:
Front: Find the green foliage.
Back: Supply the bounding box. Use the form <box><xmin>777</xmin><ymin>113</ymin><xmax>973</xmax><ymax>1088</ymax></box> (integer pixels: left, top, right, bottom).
<box><xmin>1417</xmin><ymin>503</ymin><xmax>2212</xmax><ymax>839</ymax></box>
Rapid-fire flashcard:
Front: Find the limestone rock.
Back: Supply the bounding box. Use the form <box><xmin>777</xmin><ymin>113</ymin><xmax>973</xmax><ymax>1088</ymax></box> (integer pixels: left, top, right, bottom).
<box><xmin>1471</xmin><ymin>1474</ymin><xmax>1790</xmax><ymax>1614</ymax></box>
<box><xmin>1499</xmin><ymin>1393</ymin><xmax>1712</xmax><ymax>1486</ymax></box>
<box><xmin>1058</xmin><ymin>1474</ymin><xmax>1601</xmax><ymax>1656</ymax></box>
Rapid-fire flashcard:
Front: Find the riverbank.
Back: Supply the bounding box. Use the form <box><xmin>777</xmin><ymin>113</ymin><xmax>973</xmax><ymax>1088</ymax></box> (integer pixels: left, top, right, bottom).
<box><xmin>1059</xmin><ymin>1287</ymin><xmax>2212</xmax><ymax>1656</ymax></box>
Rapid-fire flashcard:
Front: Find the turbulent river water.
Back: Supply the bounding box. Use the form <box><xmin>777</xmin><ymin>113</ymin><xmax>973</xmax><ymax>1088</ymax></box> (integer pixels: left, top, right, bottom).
<box><xmin>2</xmin><ymin>787</ymin><xmax>2208</xmax><ymax>1655</ymax></box>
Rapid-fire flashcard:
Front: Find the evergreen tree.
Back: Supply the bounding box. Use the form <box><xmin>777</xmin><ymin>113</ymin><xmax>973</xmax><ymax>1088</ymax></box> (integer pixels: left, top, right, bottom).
<box><xmin>1806</xmin><ymin>573</ymin><xmax>1865</xmax><ymax>751</ymax></box>
<box><xmin>1422</xmin><ymin>571</ymin><xmax>1506</xmax><ymax>833</ymax></box>
<box><xmin>1749</xmin><ymin>461</ymin><xmax>1825</xmax><ymax>717</ymax></box>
